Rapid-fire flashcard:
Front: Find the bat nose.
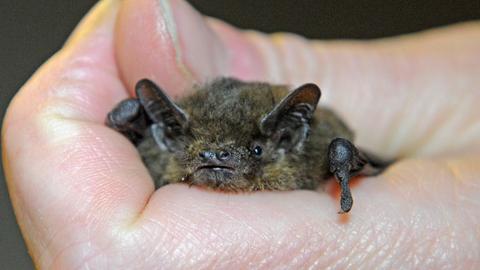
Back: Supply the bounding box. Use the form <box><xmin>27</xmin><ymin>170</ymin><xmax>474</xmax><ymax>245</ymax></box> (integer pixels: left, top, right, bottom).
<box><xmin>199</xmin><ymin>150</ymin><xmax>232</xmax><ymax>162</ymax></box>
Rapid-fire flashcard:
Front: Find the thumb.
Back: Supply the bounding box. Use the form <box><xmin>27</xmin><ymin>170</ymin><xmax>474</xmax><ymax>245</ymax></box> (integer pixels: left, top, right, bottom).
<box><xmin>116</xmin><ymin>0</ymin><xmax>225</xmax><ymax>95</ymax></box>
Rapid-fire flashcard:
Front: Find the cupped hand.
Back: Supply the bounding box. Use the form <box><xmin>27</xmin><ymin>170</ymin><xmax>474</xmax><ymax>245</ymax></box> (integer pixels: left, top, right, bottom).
<box><xmin>3</xmin><ymin>0</ymin><xmax>480</xmax><ymax>268</ymax></box>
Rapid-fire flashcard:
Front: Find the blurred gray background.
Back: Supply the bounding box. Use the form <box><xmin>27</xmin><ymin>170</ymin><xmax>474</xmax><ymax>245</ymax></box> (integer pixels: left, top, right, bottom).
<box><xmin>1</xmin><ymin>0</ymin><xmax>479</xmax><ymax>268</ymax></box>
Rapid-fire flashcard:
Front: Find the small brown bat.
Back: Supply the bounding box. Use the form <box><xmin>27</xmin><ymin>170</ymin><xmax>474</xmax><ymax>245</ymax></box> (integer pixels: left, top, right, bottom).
<box><xmin>106</xmin><ymin>78</ymin><xmax>388</xmax><ymax>213</ymax></box>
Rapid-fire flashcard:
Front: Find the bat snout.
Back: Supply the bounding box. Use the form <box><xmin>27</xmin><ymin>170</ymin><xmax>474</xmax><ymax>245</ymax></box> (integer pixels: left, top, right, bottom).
<box><xmin>199</xmin><ymin>149</ymin><xmax>233</xmax><ymax>162</ymax></box>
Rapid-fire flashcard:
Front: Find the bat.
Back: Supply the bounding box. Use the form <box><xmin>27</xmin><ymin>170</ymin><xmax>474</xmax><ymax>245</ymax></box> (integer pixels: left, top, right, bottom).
<box><xmin>106</xmin><ymin>77</ymin><xmax>389</xmax><ymax>213</ymax></box>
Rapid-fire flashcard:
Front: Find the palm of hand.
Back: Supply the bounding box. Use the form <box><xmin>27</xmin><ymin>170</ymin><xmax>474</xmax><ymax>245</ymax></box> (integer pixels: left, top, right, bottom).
<box><xmin>3</xmin><ymin>0</ymin><xmax>480</xmax><ymax>269</ymax></box>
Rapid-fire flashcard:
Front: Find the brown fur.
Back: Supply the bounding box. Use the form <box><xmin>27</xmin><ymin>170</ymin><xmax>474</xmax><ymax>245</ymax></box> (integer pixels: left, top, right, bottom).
<box><xmin>137</xmin><ymin>78</ymin><xmax>353</xmax><ymax>191</ymax></box>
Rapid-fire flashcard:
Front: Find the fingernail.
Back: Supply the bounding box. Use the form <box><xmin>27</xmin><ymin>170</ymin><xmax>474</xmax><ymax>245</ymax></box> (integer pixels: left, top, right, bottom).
<box><xmin>156</xmin><ymin>0</ymin><xmax>228</xmax><ymax>81</ymax></box>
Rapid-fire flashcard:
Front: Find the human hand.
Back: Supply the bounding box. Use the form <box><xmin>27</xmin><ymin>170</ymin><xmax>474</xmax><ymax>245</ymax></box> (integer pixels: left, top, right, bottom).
<box><xmin>3</xmin><ymin>0</ymin><xmax>480</xmax><ymax>268</ymax></box>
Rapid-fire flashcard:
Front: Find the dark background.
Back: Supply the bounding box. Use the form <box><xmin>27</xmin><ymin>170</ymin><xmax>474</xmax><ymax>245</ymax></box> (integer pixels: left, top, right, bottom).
<box><xmin>1</xmin><ymin>0</ymin><xmax>479</xmax><ymax>268</ymax></box>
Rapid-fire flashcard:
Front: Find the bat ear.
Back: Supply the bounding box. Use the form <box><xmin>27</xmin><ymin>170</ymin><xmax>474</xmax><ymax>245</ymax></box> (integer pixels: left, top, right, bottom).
<box><xmin>136</xmin><ymin>79</ymin><xmax>189</xmax><ymax>150</ymax></box>
<box><xmin>260</xmin><ymin>83</ymin><xmax>321</xmax><ymax>150</ymax></box>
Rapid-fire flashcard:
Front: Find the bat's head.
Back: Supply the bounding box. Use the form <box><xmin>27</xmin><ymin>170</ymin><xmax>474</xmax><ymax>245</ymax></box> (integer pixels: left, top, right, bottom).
<box><xmin>137</xmin><ymin>78</ymin><xmax>321</xmax><ymax>191</ymax></box>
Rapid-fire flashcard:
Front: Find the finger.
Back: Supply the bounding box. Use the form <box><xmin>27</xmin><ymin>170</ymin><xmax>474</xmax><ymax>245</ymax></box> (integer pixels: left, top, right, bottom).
<box><xmin>115</xmin><ymin>0</ymin><xmax>267</xmax><ymax>96</ymax></box>
<box><xmin>127</xmin><ymin>155</ymin><xmax>480</xmax><ymax>268</ymax></box>
<box><xmin>315</xmin><ymin>23</ymin><xmax>480</xmax><ymax>158</ymax></box>
<box><xmin>116</xmin><ymin>0</ymin><xmax>480</xmax><ymax>158</ymax></box>
<box><xmin>2</xmin><ymin>0</ymin><xmax>153</xmax><ymax>267</ymax></box>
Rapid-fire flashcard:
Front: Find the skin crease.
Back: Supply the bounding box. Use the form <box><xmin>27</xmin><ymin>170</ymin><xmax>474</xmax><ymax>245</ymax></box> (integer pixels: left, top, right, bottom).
<box><xmin>1</xmin><ymin>0</ymin><xmax>480</xmax><ymax>269</ymax></box>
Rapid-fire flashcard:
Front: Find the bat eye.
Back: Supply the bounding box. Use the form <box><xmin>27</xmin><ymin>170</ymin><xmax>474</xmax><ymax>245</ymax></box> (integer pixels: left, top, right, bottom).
<box><xmin>253</xmin><ymin>145</ymin><xmax>263</xmax><ymax>156</ymax></box>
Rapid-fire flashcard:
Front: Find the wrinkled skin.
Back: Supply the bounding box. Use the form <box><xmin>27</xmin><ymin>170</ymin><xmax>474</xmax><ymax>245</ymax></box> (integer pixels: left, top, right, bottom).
<box><xmin>2</xmin><ymin>0</ymin><xmax>480</xmax><ymax>269</ymax></box>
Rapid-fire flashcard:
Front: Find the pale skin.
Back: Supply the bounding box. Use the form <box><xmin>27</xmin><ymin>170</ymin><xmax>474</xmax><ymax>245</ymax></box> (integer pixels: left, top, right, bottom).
<box><xmin>2</xmin><ymin>0</ymin><xmax>480</xmax><ymax>268</ymax></box>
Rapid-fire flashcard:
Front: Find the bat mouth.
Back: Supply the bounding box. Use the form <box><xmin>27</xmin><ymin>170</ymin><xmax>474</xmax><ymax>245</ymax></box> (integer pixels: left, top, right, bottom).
<box><xmin>189</xmin><ymin>164</ymin><xmax>245</xmax><ymax>190</ymax></box>
<box><xmin>196</xmin><ymin>165</ymin><xmax>235</xmax><ymax>172</ymax></box>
